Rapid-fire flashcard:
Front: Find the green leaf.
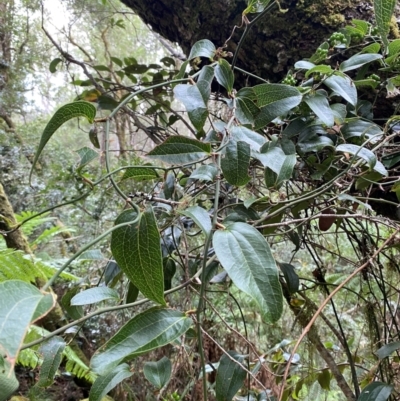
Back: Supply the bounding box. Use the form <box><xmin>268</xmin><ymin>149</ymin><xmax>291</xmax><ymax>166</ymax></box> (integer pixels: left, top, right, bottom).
<box><xmin>279</xmin><ymin>263</ymin><xmax>299</xmax><ymax>295</ymax></box>
<box><xmin>180</xmin><ymin>206</ymin><xmax>211</xmax><ymax>237</ymax></box>
<box><xmin>89</xmin><ymin>363</ymin><xmax>133</xmax><ymax>401</ymax></box>
<box><xmin>360</xmin><ymin>43</ymin><xmax>381</xmax><ymax>54</ymax></box>
<box><xmin>111</xmin><ymin>208</ymin><xmax>165</xmax><ymax>305</ymax></box>
<box><xmin>197</xmin><ymin>65</ymin><xmax>215</xmax><ymax>104</ymax></box>
<box><xmin>388</xmin><ymin>39</ymin><xmax>400</xmax><ymax>56</ymax></box>
<box><xmin>0</xmin><ymin>280</ymin><xmax>55</xmax><ymax>366</ymax></box>
<box><xmin>305</xmin><ymin>65</ymin><xmax>333</xmax><ymax>78</ymax></box>
<box><xmin>336</xmin><ymin>144</ymin><xmax>388</xmax><ymax>175</ymax></box>
<box><xmin>29</xmin><ymin>101</ymin><xmax>97</xmax><ymax>182</ymax></box>
<box><xmin>49</xmin><ymin>58</ymin><xmax>62</xmax><ymax>73</ymax></box>
<box><xmin>231</xmin><ymin>126</ymin><xmax>266</xmax><ymax>151</ymax></box>
<box><xmin>190</xmin><ymin>164</ymin><xmax>218</xmax><ymax>181</ymax></box>
<box><xmin>173</xmin><ymin>84</ymin><xmax>208</xmax><ymax>131</ymax></box>
<box><xmin>324</xmin><ymin>74</ymin><xmax>357</xmax><ymax>106</ymax></box>
<box><xmin>71</xmin><ymin>287</ymin><xmax>120</xmax><ymax>306</ymax></box>
<box><xmin>358</xmin><ymin>381</ymin><xmax>393</xmax><ymax>401</ymax></box>
<box><xmin>213</xmin><ymin>222</ymin><xmax>283</xmax><ymax>322</ymax></box>
<box><xmin>188</xmin><ymin>39</ymin><xmax>216</xmax><ymax>60</ymax></box>
<box><xmin>215</xmin><ymin>59</ymin><xmax>234</xmax><ymax>94</ymax></box>
<box><xmin>61</xmin><ymin>287</ymin><xmax>84</xmax><ymax>320</ymax></box>
<box><xmin>143</xmin><ymin>356</ymin><xmax>172</xmax><ymax>389</ymax></box>
<box><xmin>297</xmin><ymin>125</ymin><xmax>334</xmax><ymax>154</ymax></box>
<box><xmin>303</xmin><ymin>93</ymin><xmax>334</xmax><ymax>127</ymax></box>
<box><xmin>35</xmin><ymin>337</ymin><xmax>66</xmax><ymax>388</ymax></box>
<box><xmin>243</xmin><ymin>0</ymin><xmax>272</xmax><ymax>14</ymax></box>
<box><xmin>339</xmin><ymin>53</ymin><xmax>382</xmax><ymax>72</ymax></box>
<box><xmin>125</xmin><ymin>281</ymin><xmax>139</xmax><ymax>304</ymax></box>
<box><xmin>221</xmin><ymin>140</ymin><xmax>251</xmax><ymax>186</ymax></box>
<box><xmin>374</xmin><ymin>0</ymin><xmax>396</xmax><ymax>51</ymax></box>
<box><xmin>377</xmin><ymin>341</ymin><xmax>400</xmax><ymax>359</ymax></box>
<box><xmin>0</xmin><ymin>357</ymin><xmax>18</xmax><ymax>401</ymax></box>
<box><xmin>163</xmin><ymin>258</ymin><xmax>176</xmax><ymax>291</ymax></box>
<box><xmin>215</xmin><ymin>351</ymin><xmax>247</xmax><ymax>401</ymax></box>
<box><xmin>147</xmin><ymin>136</ymin><xmax>211</xmax><ymax>164</ymax></box>
<box><xmin>317</xmin><ymin>369</ymin><xmax>331</xmax><ymax>391</ymax></box>
<box><xmin>253</xmin><ymin>84</ymin><xmax>302</xmax><ymax>129</ymax></box>
<box><xmin>341</xmin><ymin>119</ymin><xmax>383</xmax><ymax>141</ymax></box>
<box><xmin>294</xmin><ymin>60</ymin><xmax>315</xmax><ymax>70</ymax></box>
<box><xmin>235</xmin><ymin>97</ymin><xmax>256</xmax><ymax>125</ymax></box>
<box><xmin>121</xmin><ymin>167</ymin><xmax>159</xmax><ymax>181</ymax></box>
<box><xmin>90</xmin><ymin>308</ymin><xmax>192</xmax><ymax>375</ymax></box>
<box><xmin>76</xmin><ymin>147</ymin><xmax>99</xmax><ymax>172</ymax></box>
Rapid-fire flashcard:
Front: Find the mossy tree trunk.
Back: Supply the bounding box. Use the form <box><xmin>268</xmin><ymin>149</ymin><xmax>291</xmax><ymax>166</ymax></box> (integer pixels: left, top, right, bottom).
<box><xmin>119</xmin><ymin>0</ymin><xmax>372</xmax><ymax>83</ymax></box>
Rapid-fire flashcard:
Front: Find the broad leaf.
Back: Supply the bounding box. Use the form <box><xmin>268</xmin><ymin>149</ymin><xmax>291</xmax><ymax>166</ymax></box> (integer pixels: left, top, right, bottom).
<box><xmin>294</xmin><ymin>60</ymin><xmax>315</xmax><ymax>70</ymax></box>
<box><xmin>71</xmin><ymin>287</ymin><xmax>120</xmax><ymax>306</ymax></box>
<box><xmin>339</xmin><ymin>53</ymin><xmax>382</xmax><ymax>72</ymax></box>
<box><xmin>179</xmin><ymin>206</ymin><xmax>211</xmax><ymax>237</ymax></box>
<box><xmin>121</xmin><ymin>167</ymin><xmax>159</xmax><ymax>181</ymax></box>
<box><xmin>377</xmin><ymin>341</ymin><xmax>400</xmax><ymax>359</ymax></box>
<box><xmin>303</xmin><ymin>93</ymin><xmax>334</xmax><ymax>127</ymax></box>
<box><xmin>221</xmin><ymin>140</ymin><xmax>251</xmax><ymax>186</ymax></box>
<box><xmin>143</xmin><ymin>356</ymin><xmax>172</xmax><ymax>389</ymax></box>
<box><xmin>188</xmin><ymin>39</ymin><xmax>216</xmax><ymax>60</ymax></box>
<box><xmin>336</xmin><ymin>144</ymin><xmax>388</xmax><ymax>175</ymax></box>
<box><xmin>324</xmin><ymin>74</ymin><xmax>357</xmax><ymax>106</ymax></box>
<box><xmin>253</xmin><ymin>84</ymin><xmax>302</xmax><ymax>129</ymax></box>
<box><xmin>76</xmin><ymin>147</ymin><xmax>99</xmax><ymax>172</ymax></box>
<box><xmin>341</xmin><ymin>119</ymin><xmax>383</xmax><ymax>141</ymax></box>
<box><xmin>197</xmin><ymin>65</ymin><xmax>215</xmax><ymax>103</ymax></box>
<box><xmin>215</xmin><ymin>351</ymin><xmax>247</xmax><ymax>401</ymax></box>
<box><xmin>213</xmin><ymin>222</ymin><xmax>283</xmax><ymax>322</ymax></box>
<box><xmin>0</xmin><ymin>280</ymin><xmax>55</xmax><ymax>369</ymax></box>
<box><xmin>111</xmin><ymin>208</ymin><xmax>165</xmax><ymax>305</ymax></box>
<box><xmin>0</xmin><ymin>357</ymin><xmax>18</xmax><ymax>401</ymax></box>
<box><xmin>231</xmin><ymin>126</ymin><xmax>266</xmax><ymax>151</ymax></box>
<box><xmin>89</xmin><ymin>363</ymin><xmax>133</xmax><ymax>401</ymax></box>
<box><xmin>305</xmin><ymin>65</ymin><xmax>333</xmax><ymax>78</ymax></box>
<box><xmin>358</xmin><ymin>381</ymin><xmax>393</xmax><ymax>401</ymax></box>
<box><xmin>90</xmin><ymin>308</ymin><xmax>191</xmax><ymax>375</ymax></box>
<box><xmin>147</xmin><ymin>136</ymin><xmax>211</xmax><ymax>164</ymax></box>
<box><xmin>35</xmin><ymin>337</ymin><xmax>66</xmax><ymax>388</ymax></box>
<box><xmin>173</xmin><ymin>84</ymin><xmax>208</xmax><ymax>131</ymax></box>
<box><xmin>215</xmin><ymin>59</ymin><xmax>234</xmax><ymax>94</ymax></box>
<box><xmin>29</xmin><ymin>101</ymin><xmax>96</xmax><ymax>181</ymax></box>
<box><xmin>190</xmin><ymin>164</ymin><xmax>218</xmax><ymax>181</ymax></box>
<box><xmin>279</xmin><ymin>263</ymin><xmax>299</xmax><ymax>295</ymax></box>
<box><xmin>374</xmin><ymin>0</ymin><xmax>396</xmax><ymax>51</ymax></box>
<box><xmin>49</xmin><ymin>57</ymin><xmax>62</xmax><ymax>73</ymax></box>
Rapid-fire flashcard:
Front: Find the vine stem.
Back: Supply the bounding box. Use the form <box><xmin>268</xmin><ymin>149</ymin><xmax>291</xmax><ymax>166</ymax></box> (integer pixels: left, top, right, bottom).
<box><xmin>277</xmin><ymin>227</ymin><xmax>400</xmax><ymax>401</ymax></box>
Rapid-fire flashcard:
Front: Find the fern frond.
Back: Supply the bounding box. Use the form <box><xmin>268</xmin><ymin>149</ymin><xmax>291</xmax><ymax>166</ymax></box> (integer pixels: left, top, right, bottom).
<box><xmin>16</xmin><ymin>211</ymin><xmax>56</xmax><ymax>237</ymax></box>
<box><xmin>64</xmin><ymin>346</ymin><xmax>97</xmax><ymax>383</ymax></box>
<box><xmin>17</xmin><ymin>348</ymin><xmax>42</xmax><ymax>369</ymax></box>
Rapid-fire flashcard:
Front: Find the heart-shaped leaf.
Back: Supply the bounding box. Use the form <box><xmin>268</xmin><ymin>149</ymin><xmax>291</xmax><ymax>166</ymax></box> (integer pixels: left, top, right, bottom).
<box><xmin>143</xmin><ymin>356</ymin><xmax>172</xmax><ymax>389</ymax></box>
<box><xmin>188</xmin><ymin>39</ymin><xmax>216</xmax><ymax>60</ymax></box>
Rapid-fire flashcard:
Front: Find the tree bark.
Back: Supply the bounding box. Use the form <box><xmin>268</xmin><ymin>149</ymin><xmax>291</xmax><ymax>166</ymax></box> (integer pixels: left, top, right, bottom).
<box><xmin>119</xmin><ymin>0</ymin><xmax>373</xmax><ymax>83</ymax></box>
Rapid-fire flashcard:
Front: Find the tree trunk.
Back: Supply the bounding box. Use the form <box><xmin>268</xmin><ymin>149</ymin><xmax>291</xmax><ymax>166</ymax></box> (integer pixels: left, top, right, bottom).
<box><xmin>119</xmin><ymin>0</ymin><xmax>373</xmax><ymax>83</ymax></box>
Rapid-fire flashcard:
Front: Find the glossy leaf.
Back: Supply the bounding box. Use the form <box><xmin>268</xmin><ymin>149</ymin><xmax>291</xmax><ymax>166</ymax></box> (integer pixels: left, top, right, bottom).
<box><xmin>147</xmin><ymin>136</ymin><xmax>211</xmax><ymax>164</ymax></box>
<box><xmin>190</xmin><ymin>164</ymin><xmax>218</xmax><ymax>181</ymax></box>
<box><xmin>90</xmin><ymin>308</ymin><xmax>192</xmax><ymax>375</ymax></box>
<box><xmin>214</xmin><ymin>222</ymin><xmax>283</xmax><ymax>322</ymax></box>
<box><xmin>324</xmin><ymin>74</ymin><xmax>357</xmax><ymax>106</ymax></box>
<box><xmin>341</xmin><ymin>119</ymin><xmax>383</xmax><ymax>141</ymax></box>
<box><xmin>71</xmin><ymin>287</ymin><xmax>120</xmax><ymax>306</ymax></box>
<box><xmin>215</xmin><ymin>59</ymin><xmax>234</xmax><ymax>94</ymax></box>
<box><xmin>36</xmin><ymin>337</ymin><xmax>66</xmax><ymax>388</ymax></box>
<box><xmin>197</xmin><ymin>65</ymin><xmax>215</xmax><ymax>103</ymax></box>
<box><xmin>111</xmin><ymin>208</ymin><xmax>165</xmax><ymax>305</ymax></box>
<box><xmin>339</xmin><ymin>53</ymin><xmax>382</xmax><ymax>72</ymax></box>
<box><xmin>180</xmin><ymin>206</ymin><xmax>211</xmax><ymax>237</ymax></box>
<box><xmin>121</xmin><ymin>167</ymin><xmax>159</xmax><ymax>181</ymax></box>
<box><xmin>374</xmin><ymin>0</ymin><xmax>396</xmax><ymax>51</ymax></box>
<box><xmin>143</xmin><ymin>356</ymin><xmax>172</xmax><ymax>389</ymax></box>
<box><xmin>303</xmin><ymin>93</ymin><xmax>334</xmax><ymax>127</ymax></box>
<box><xmin>216</xmin><ymin>351</ymin><xmax>246</xmax><ymax>401</ymax></box>
<box><xmin>125</xmin><ymin>281</ymin><xmax>139</xmax><ymax>304</ymax></box>
<box><xmin>29</xmin><ymin>101</ymin><xmax>97</xmax><ymax>181</ymax></box>
<box><xmin>188</xmin><ymin>39</ymin><xmax>216</xmax><ymax>60</ymax></box>
<box><xmin>279</xmin><ymin>263</ymin><xmax>299</xmax><ymax>295</ymax></box>
<box><xmin>358</xmin><ymin>381</ymin><xmax>393</xmax><ymax>401</ymax></box>
<box><xmin>336</xmin><ymin>144</ymin><xmax>388</xmax><ymax>176</ymax></box>
<box><xmin>89</xmin><ymin>363</ymin><xmax>133</xmax><ymax>401</ymax></box>
<box><xmin>163</xmin><ymin>258</ymin><xmax>176</xmax><ymax>291</ymax></box>
<box><xmin>221</xmin><ymin>140</ymin><xmax>251</xmax><ymax>186</ymax></box>
<box><xmin>377</xmin><ymin>341</ymin><xmax>400</xmax><ymax>359</ymax></box>
<box><xmin>253</xmin><ymin>84</ymin><xmax>302</xmax><ymax>129</ymax></box>
<box><xmin>173</xmin><ymin>84</ymin><xmax>208</xmax><ymax>131</ymax></box>
<box><xmin>0</xmin><ymin>280</ymin><xmax>55</xmax><ymax>368</ymax></box>
<box><xmin>61</xmin><ymin>287</ymin><xmax>84</xmax><ymax>320</ymax></box>
<box><xmin>231</xmin><ymin>126</ymin><xmax>266</xmax><ymax>151</ymax></box>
